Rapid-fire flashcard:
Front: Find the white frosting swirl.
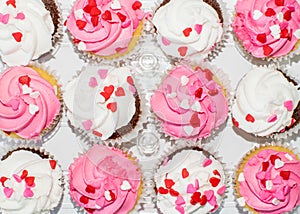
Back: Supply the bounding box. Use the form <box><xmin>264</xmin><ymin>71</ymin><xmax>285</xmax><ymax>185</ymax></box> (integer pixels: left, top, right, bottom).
<box><xmin>0</xmin><ymin>150</ymin><xmax>63</xmax><ymax>214</ymax></box>
<box><xmin>64</xmin><ymin>65</ymin><xmax>137</xmax><ymax>140</ymax></box>
<box><xmin>0</xmin><ymin>0</ymin><xmax>54</xmax><ymax>66</ymax></box>
<box><xmin>232</xmin><ymin>67</ymin><xmax>300</xmax><ymax>136</ymax></box>
<box><xmin>153</xmin><ymin>0</ymin><xmax>223</xmax><ymax>58</ymax></box>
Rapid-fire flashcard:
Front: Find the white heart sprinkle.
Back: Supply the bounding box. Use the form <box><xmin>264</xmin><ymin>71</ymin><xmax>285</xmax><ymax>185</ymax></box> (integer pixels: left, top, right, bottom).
<box><xmin>272</xmin><ymin>198</ymin><xmax>280</xmax><ymax>205</ymax></box>
<box><xmin>180</xmin><ymin>99</ymin><xmax>189</xmax><ymax>110</ymax></box>
<box><xmin>30</xmin><ymin>91</ymin><xmax>40</xmax><ymax>99</ymax></box>
<box><xmin>29</xmin><ymin>104</ymin><xmax>39</xmax><ymax>115</ymax></box>
<box><xmin>238</xmin><ymin>173</ymin><xmax>245</xmax><ymax>182</ymax></box>
<box><xmin>111</xmin><ymin>0</ymin><xmax>121</xmax><ymax>9</ymax></box>
<box><xmin>22</xmin><ymin>85</ymin><xmax>32</xmax><ymax>95</ymax></box>
<box><xmin>74</xmin><ymin>9</ymin><xmax>84</xmax><ymax>19</ymax></box>
<box><xmin>120</xmin><ymin>180</ymin><xmax>131</xmax><ymax>191</ymax></box>
<box><xmin>270</xmin><ymin>25</ymin><xmax>281</xmax><ymax>39</ymax></box>
<box><xmin>294</xmin><ymin>29</ymin><xmax>300</xmax><ymax>39</ymax></box>
<box><xmin>277</xmin><ymin>12</ymin><xmax>283</xmax><ymax>22</ymax></box>
<box><xmin>104</xmin><ymin>191</ymin><xmax>112</xmax><ymax>201</ymax></box>
<box><xmin>237</xmin><ymin>197</ymin><xmax>246</xmax><ymax>206</ymax></box>
<box><xmin>183</xmin><ymin>126</ymin><xmax>193</xmax><ymax>135</ymax></box>
<box><xmin>78</xmin><ymin>41</ymin><xmax>86</xmax><ymax>51</ymax></box>
<box><xmin>274</xmin><ymin>159</ymin><xmax>284</xmax><ymax>169</ymax></box>
<box><xmin>266</xmin><ymin>180</ymin><xmax>273</xmax><ymax>190</ymax></box>
<box><xmin>181</xmin><ymin>76</ymin><xmax>189</xmax><ymax>86</ymax></box>
<box><xmin>191</xmin><ymin>102</ymin><xmax>201</xmax><ymax>112</ymax></box>
<box><xmin>285</xmin><ymin>154</ymin><xmax>293</xmax><ymax>161</ymax></box>
<box><xmin>167</xmin><ymin>92</ymin><xmax>177</xmax><ymax>98</ymax></box>
<box><xmin>253</xmin><ymin>10</ymin><xmax>263</xmax><ymax>20</ymax></box>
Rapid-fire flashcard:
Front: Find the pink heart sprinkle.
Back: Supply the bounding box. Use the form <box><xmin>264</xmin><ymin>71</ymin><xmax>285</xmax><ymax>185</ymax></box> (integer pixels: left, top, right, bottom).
<box><xmin>267</xmin><ymin>114</ymin><xmax>277</xmax><ymax>123</ymax></box>
<box><xmin>98</xmin><ymin>69</ymin><xmax>108</xmax><ymax>79</ymax></box>
<box><xmin>15</xmin><ymin>12</ymin><xmax>25</xmax><ymax>20</ymax></box>
<box><xmin>259</xmin><ymin>190</ymin><xmax>272</xmax><ymax>200</ymax></box>
<box><xmin>3</xmin><ymin>187</ymin><xmax>13</xmax><ymax>198</ymax></box>
<box><xmin>175</xmin><ymin>205</ymin><xmax>184</xmax><ymax>214</ymax></box>
<box><xmin>82</xmin><ymin>120</ymin><xmax>92</xmax><ymax>131</ymax></box>
<box><xmin>23</xmin><ymin>188</ymin><xmax>34</xmax><ymax>198</ymax></box>
<box><xmin>202</xmin><ymin>158</ymin><xmax>212</xmax><ymax>167</ymax></box>
<box><xmin>1</xmin><ymin>13</ymin><xmax>9</xmax><ymax>24</ymax></box>
<box><xmin>283</xmin><ymin>185</ymin><xmax>291</xmax><ymax>195</ymax></box>
<box><xmin>8</xmin><ymin>99</ymin><xmax>20</xmax><ymax>111</ymax></box>
<box><xmin>162</xmin><ymin>157</ymin><xmax>169</xmax><ymax>166</ymax></box>
<box><xmin>195</xmin><ymin>179</ymin><xmax>199</xmax><ymax>190</ymax></box>
<box><xmin>208</xmin><ymin>103</ymin><xmax>216</xmax><ymax>113</ymax></box>
<box><xmin>204</xmin><ymin>190</ymin><xmax>214</xmax><ymax>200</ymax></box>
<box><xmin>186</xmin><ymin>184</ymin><xmax>196</xmax><ymax>194</ymax></box>
<box><xmin>89</xmin><ymin>77</ymin><xmax>98</xmax><ymax>88</ymax></box>
<box><xmin>13</xmin><ymin>174</ymin><xmax>22</xmax><ymax>183</ymax></box>
<box><xmin>162</xmin><ymin>37</ymin><xmax>171</xmax><ymax>46</ymax></box>
<box><xmin>194</xmin><ymin>24</ymin><xmax>202</xmax><ymax>34</ymax></box>
<box><xmin>217</xmin><ymin>185</ymin><xmax>226</xmax><ymax>195</ymax></box>
<box><xmin>96</xmin><ymin>197</ymin><xmax>105</xmax><ymax>208</ymax></box>
<box><xmin>129</xmin><ymin>85</ymin><xmax>136</xmax><ymax>94</ymax></box>
<box><xmin>208</xmin><ymin>195</ymin><xmax>217</xmax><ymax>206</ymax></box>
<box><xmin>274</xmin><ymin>190</ymin><xmax>285</xmax><ymax>201</ymax></box>
<box><xmin>175</xmin><ymin>196</ymin><xmax>185</xmax><ymax>205</ymax></box>
<box><xmin>256</xmin><ymin>171</ymin><xmax>266</xmax><ymax>180</ymax></box>
<box><xmin>257</xmin><ymin>150</ymin><xmax>269</xmax><ymax>159</ymax></box>
<box><xmin>272</xmin><ymin>175</ymin><xmax>282</xmax><ymax>185</ymax></box>
<box><xmin>206</xmin><ymin>81</ymin><xmax>216</xmax><ymax>91</ymax></box>
<box><xmin>284</xmin><ymin>100</ymin><xmax>293</xmax><ymax>111</ymax></box>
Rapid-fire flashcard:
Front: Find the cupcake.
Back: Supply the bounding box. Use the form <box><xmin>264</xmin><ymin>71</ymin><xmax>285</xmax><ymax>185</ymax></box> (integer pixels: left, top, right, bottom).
<box><xmin>69</xmin><ymin>144</ymin><xmax>142</xmax><ymax>213</ymax></box>
<box><xmin>152</xmin><ymin>0</ymin><xmax>224</xmax><ymax>59</ymax></box>
<box><xmin>0</xmin><ymin>148</ymin><xmax>64</xmax><ymax>213</ymax></box>
<box><xmin>66</xmin><ymin>0</ymin><xmax>145</xmax><ymax>60</ymax></box>
<box><xmin>155</xmin><ymin>148</ymin><xmax>227</xmax><ymax>213</ymax></box>
<box><xmin>0</xmin><ymin>65</ymin><xmax>62</xmax><ymax>140</ymax></box>
<box><xmin>64</xmin><ymin>64</ymin><xmax>142</xmax><ymax>141</ymax></box>
<box><xmin>150</xmin><ymin>64</ymin><xmax>229</xmax><ymax>140</ymax></box>
<box><xmin>231</xmin><ymin>67</ymin><xmax>300</xmax><ymax>138</ymax></box>
<box><xmin>234</xmin><ymin>144</ymin><xmax>300</xmax><ymax>213</ymax></box>
<box><xmin>232</xmin><ymin>0</ymin><xmax>300</xmax><ymax>60</ymax></box>
<box><xmin>0</xmin><ymin>0</ymin><xmax>61</xmax><ymax>66</ymax></box>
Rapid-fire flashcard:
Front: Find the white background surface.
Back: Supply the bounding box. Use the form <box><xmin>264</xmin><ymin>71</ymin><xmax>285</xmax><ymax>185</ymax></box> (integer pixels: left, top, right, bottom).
<box><xmin>38</xmin><ymin>0</ymin><xmax>300</xmax><ymax>213</ymax></box>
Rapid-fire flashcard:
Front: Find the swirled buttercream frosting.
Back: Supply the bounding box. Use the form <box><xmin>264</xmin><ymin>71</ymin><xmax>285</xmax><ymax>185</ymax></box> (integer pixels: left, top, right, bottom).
<box><xmin>236</xmin><ymin>146</ymin><xmax>300</xmax><ymax>214</ymax></box>
<box><xmin>0</xmin><ymin>149</ymin><xmax>63</xmax><ymax>214</ymax></box>
<box><xmin>0</xmin><ymin>0</ymin><xmax>55</xmax><ymax>66</ymax></box>
<box><xmin>66</xmin><ymin>0</ymin><xmax>144</xmax><ymax>56</ymax></box>
<box><xmin>69</xmin><ymin>145</ymin><xmax>141</xmax><ymax>213</ymax></box>
<box><xmin>155</xmin><ymin>149</ymin><xmax>226</xmax><ymax>214</ymax></box>
<box><xmin>232</xmin><ymin>67</ymin><xmax>300</xmax><ymax>137</ymax></box>
<box><xmin>150</xmin><ymin>65</ymin><xmax>228</xmax><ymax>139</ymax></box>
<box><xmin>0</xmin><ymin>66</ymin><xmax>61</xmax><ymax>139</ymax></box>
<box><xmin>232</xmin><ymin>0</ymin><xmax>300</xmax><ymax>58</ymax></box>
<box><xmin>64</xmin><ymin>65</ymin><xmax>139</xmax><ymax>140</ymax></box>
<box><xmin>152</xmin><ymin>0</ymin><xmax>223</xmax><ymax>58</ymax></box>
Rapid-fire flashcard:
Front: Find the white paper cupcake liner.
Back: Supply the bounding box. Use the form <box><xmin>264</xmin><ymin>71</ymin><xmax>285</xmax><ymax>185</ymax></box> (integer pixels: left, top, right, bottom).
<box><xmin>233</xmin><ymin>141</ymin><xmax>300</xmax><ymax>214</ymax></box>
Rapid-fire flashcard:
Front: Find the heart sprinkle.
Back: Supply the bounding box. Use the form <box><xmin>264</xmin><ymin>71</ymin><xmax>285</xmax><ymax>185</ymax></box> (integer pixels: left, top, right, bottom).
<box><xmin>183</xmin><ymin>27</ymin><xmax>192</xmax><ymax>37</ymax></box>
<box><xmin>203</xmin><ymin>158</ymin><xmax>212</xmax><ymax>167</ymax></box>
<box><xmin>49</xmin><ymin>160</ymin><xmax>57</xmax><ymax>170</ymax></box>
<box><xmin>245</xmin><ymin>114</ymin><xmax>255</xmax><ymax>123</ymax></box>
<box><xmin>82</xmin><ymin>120</ymin><xmax>93</xmax><ymax>131</ymax></box>
<box><xmin>178</xmin><ymin>46</ymin><xmax>188</xmax><ymax>57</ymax></box>
<box><xmin>107</xmin><ymin>102</ymin><xmax>117</xmax><ymax>112</ymax></box>
<box><xmin>121</xmin><ymin>180</ymin><xmax>131</xmax><ymax>191</ymax></box>
<box><xmin>182</xmin><ymin>168</ymin><xmax>189</xmax><ymax>179</ymax></box>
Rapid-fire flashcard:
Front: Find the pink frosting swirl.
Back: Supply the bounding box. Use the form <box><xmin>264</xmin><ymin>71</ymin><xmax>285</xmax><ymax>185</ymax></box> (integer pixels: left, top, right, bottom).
<box><xmin>232</xmin><ymin>0</ymin><xmax>300</xmax><ymax>58</ymax></box>
<box><xmin>150</xmin><ymin>65</ymin><xmax>228</xmax><ymax>139</ymax></box>
<box><xmin>69</xmin><ymin>145</ymin><xmax>141</xmax><ymax>214</ymax></box>
<box><xmin>0</xmin><ymin>66</ymin><xmax>60</xmax><ymax>139</ymax></box>
<box><xmin>66</xmin><ymin>0</ymin><xmax>144</xmax><ymax>56</ymax></box>
<box><xmin>238</xmin><ymin>148</ymin><xmax>300</xmax><ymax>214</ymax></box>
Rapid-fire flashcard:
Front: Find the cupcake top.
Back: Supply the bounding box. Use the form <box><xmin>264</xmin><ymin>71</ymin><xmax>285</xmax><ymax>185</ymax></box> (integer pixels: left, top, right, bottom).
<box><xmin>0</xmin><ymin>149</ymin><xmax>63</xmax><ymax>214</ymax></box>
<box><xmin>232</xmin><ymin>0</ymin><xmax>300</xmax><ymax>58</ymax></box>
<box><xmin>231</xmin><ymin>67</ymin><xmax>300</xmax><ymax>137</ymax></box>
<box><xmin>64</xmin><ymin>65</ymin><xmax>139</xmax><ymax>140</ymax></box>
<box><xmin>155</xmin><ymin>149</ymin><xmax>226</xmax><ymax>214</ymax></box>
<box><xmin>152</xmin><ymin>0</ymin><xmax>223</xmax><ymax>59</ymax></box>
<box><xmin>150</xmin><ymin>65</ymin><xmax>228</xmax><ymax>139</ymax></box>
<box><xmin>66</xmin><ymin>0</ymin><xmax>145</xmax><ymax>56</ymax></box>
<box><xmin>0</xmin><ymin>66</ymin><xmax>61</xmax><ymax>139</ymax></box>
<box><xmin>69</xmin><ymin>144</ymin><xmax>141</xmax><ymax>213</ymax></box>
<box><xmin>236</xmin><ymin>146</ymin><xmax>300</xmax><ymax>214</ymax></box>
<box><xmin>0</xmin><ymin>0</ymin><xmax>55</xmax><ymax>66</ymax></box>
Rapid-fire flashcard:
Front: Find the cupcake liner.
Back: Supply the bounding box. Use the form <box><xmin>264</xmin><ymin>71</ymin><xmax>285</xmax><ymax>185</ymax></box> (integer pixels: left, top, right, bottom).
<box><xmin>233</xmin><ymin>141</ymin><xmax>300</xmax><ymax>214</ymax></box>
<box><xmin>0</xmin><ymin>63</ymin><xmax>63</xmax><ymax>144</ymax></box>
<box><xmin>153</xmin><ymin>140</ymin><xmax>230</xmax><ymax>214</ymax></box>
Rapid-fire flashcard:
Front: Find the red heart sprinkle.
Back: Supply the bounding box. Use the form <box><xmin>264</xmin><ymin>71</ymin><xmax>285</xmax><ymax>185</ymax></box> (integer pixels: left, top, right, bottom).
<box><xmin>263</xmin><ymin>45</ymin><xmax>273</xmax><ymax>56</ymax></box>
<box><xmin>204</xmin><ymin>69</ymin><xmax>213</xmax><ymax>81</ymax></box>
<box><xmin>257</xmin><ymin>33</ymin><xmax>267</xmax><ymax>43</ymax></box>
<box><xmin>164</xmin><ymin>179</ymin><xmax>175</xmax><ymax>189</ymax></box>
<box><xmin>102</xmin><ymin>10</ymin><xmax>112</xmax><ymax>21</ymax></box>
<box><xmin>73</xmin><ymin>38</ymin><xmax>81</xmax><ymax>44</ymax></box>
<box><xmin>92</xmin><ymin>130</ymin><xmax>103</xmax><ymax>137</ymax></box>
<box><xmin>275</xmin><ymin>0</ymin><xmax>284</xmax><ymax>6</ymax></box>
<box><xmin>115</xmin><ymin>87</ymin><xmax>125</xmax><ymax>96</ymax></box>
<box><xmin>265</xmin><ymin>8</ymin><xmax>276</xmax><ymax>17</ymax></box>
<box><xmin>19</xmin><ymin>75</ymin><xmax>31</xmax><ymax>86</ymax></box>
<box><xmin>49</xmin><ymin>160</ymin><xmax>57</xmax><ymax>170</ymax></box>
<box><xmin>200</xmin><ymin>195</ymin><xmax>207</xmax><ymax>206</ymax></box>
<box><xmin>191</xmin><ymin>192</ymin><xmax>201</xmax><ymax>203</ymax></box>
<box><xmin>245</xmin><ymin>114</ymin><xmax>255</xmax><ymax>123</ymax></box>
<box><xmin>76</xmin><ymin>20</ymin><xmax>87</xmax><ymax>30</ymax></box>
<box><xmin>109</xmin><ymin>190</ymin><xmax>116</xmax><ymax>201</ymax></box>
<box><xmin>91</xmin><ymin>16</ymin><xmax>99</xmax><ymax>27</ymax></box>
<box><xmin>85</xmin><ymin>185</ymin><xmax>96</xmax><ymax>193</ymax></box>
<box><xmin>169</xmin><ymin>189</ymin><xmax>179</xmax><ymax>197</ymax></box>
<box><xmin>178</xmin><ymin>46</ymin><xmax>188</xmax><ymax>57</ymax></box>
<box><xmin>158</xmin><ymin>187</ymin><xmax>168</xmax><ymax>194</ymax></box>
<box><xmin>90</xmin><ymin>7</ymin><xmax>101</xmax><ymax>16</ymax></box>
<box><xmin>127</xmin><ymin>76</ymin><xmax>134</xmax><ymax>85</ymax></box>
<box><xmin>194</xmin><ymin>88</ymin><xmax>203</xmax><ymax>98</ymax></box>
<box><xmin>209</xmin><ymin>177</ymin><xmax>220</xmax><ymax>187</ymax></box>
<box><xmin>280</xmin><ymin>171</ymin><xmax>290</xmax><ymax>180</ymax></box>
<box><xmin>0</xmin><ymin>177</ymin><xmax>8</xmax><ymax>187</ymax></box>
<box><xmin>182</xmin><ymin>168</ymin><xmax>189</xmax><ymax>179</ymax></box>
<box><xmin>25</xmin><ymin>177</ymin><xmax>35</xmax><ymax>186</ymax></box>
<box><xmin>6</xmin><ymin>0</ymin><xmax>16</xmax><ymax>8</ymax></box>
<box><xmin>213</xmin><ymin>170</ymin><xmax>221</xmax><ymax>177</ymax></box>
<box><xmin>83</xmin><ymin>5</ymin><xmax>92</xmax><ymax>13</ymax></box>
<box><xmin>281</xmin><ymin>28</ymin><xmax>289</xmax><ymax>38</ymax></box>
<box><xmin>12</xmin><ymin>32</ymin><xmax>22</xmax><ymax>42</ymax></box>
<box><xmin>232</xmin><ymin>117</ymin><xmax>239</xmax><ymax>127</ymax></box>
<box><xmin>283</xmin><ymin>10</ymin><xmax>291</xmax><ymax>21</ymax></box>
<box><xmin>183</xmin><ymin>27</ymin><xmax>192</xmax><ymax>37</ymax></box>
<box><xmin>132</xmin><ymin>1</ymin><xmax>142</xmax><ymax>10</ymax></box>
<box><xmin>261</xmin><ymin>179</ymin><xmax>266</xmax><ymax>187</ymax></box>
<box><xmin>100</xmin><ymin>85</ymin><xmax>114</xmax><ymax>101</ymax></box>
<box><xmin>80</xmin><ymin>195</ymin><xmax>89</xmax><ymax>204</ymax></box>
<box><xmin>262</xmin><ymin>161</ymin><xmax>269</xmax><ymax>171</ymax></box>
<box><xmin>117</xmin><ymin>13</ymin><xmax>127</xmax><ymax>22</ymax></box>
<box><xmin>85</xmin><ymin>208</ymin><xmax>96</xmax><ymax>213</ymax></box>
<box><xmin>107</xmin><ymin>102</ymin><xmax>117</xmax><ymax>112</ymax></box>
<box><xmin>190</xmin><ymin>113</ymin><xmax>201</xmax><ymax>128</ymax></box>
<box><xmin>21</xmin><ymin>170</ymin><xmax>28</xmax><ymax>179</ymax></box>
<box><xmin>270</xmin><ymin>155</ymin><xmax>280</xmax><ymax>165</ymax></box>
